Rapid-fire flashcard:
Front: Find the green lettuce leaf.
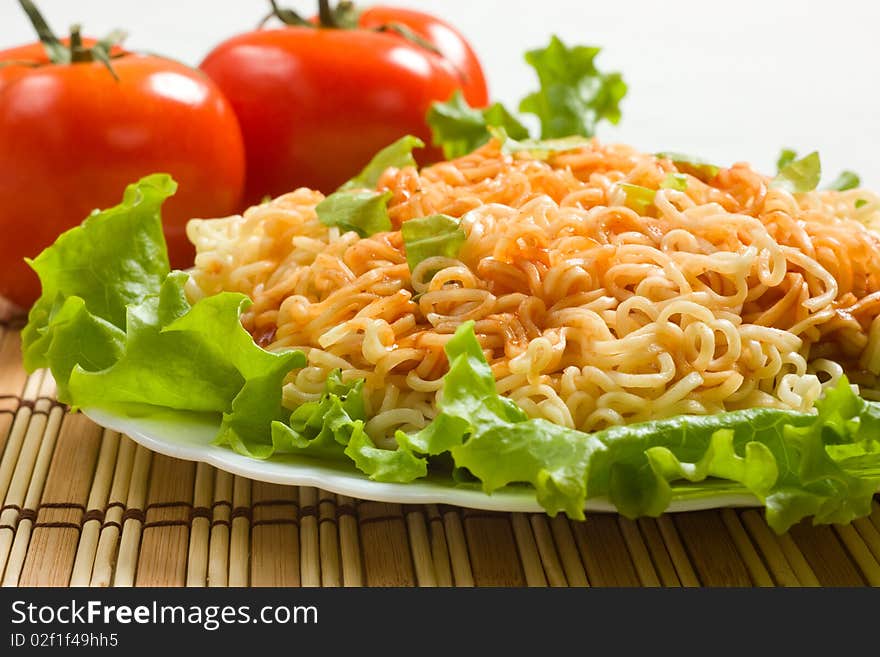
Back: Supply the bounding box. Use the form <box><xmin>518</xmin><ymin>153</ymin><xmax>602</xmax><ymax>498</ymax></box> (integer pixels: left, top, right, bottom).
<box><xmin>519</xmin><ymin>35</ymin><xmax>627</xmax><ymax>139</ymax></box>
<box><xmin>776</xmin><ymin>148</ymin><xmax>798</xmax><ymax>172</ymax></box>
<box><xmin>827</xmin><ymin>170</ymin><xmax>860</xmax><ymax>191</ymax></box>
<box><xmin>271</xmin><ymin>371</ymin><xmax>367</xmax><ymax>459</ymax></box>
<box><xmin>771</xmin><ymin>151</ymin><xmax>821</xmax><ymax>193</ymax></box>
<box><xmin>272</xmin><ymin>370</ymin><xmax>426</xmax><ymax>481</ymax></box>
<box><xmin>401</xmin><ymin>214</ymin><xmax>466</xmax><ymax>272</ymax></box>
<box><xmin>660</xmin><ymin>173</ymin><xmax>688</xmax><ymax>191</ymax></box>
<box><xmin>490</xmin><ymin>126</ymin><xmax>590</xmax><ymax>159</ymax></box>
<box><xmin>427</xmin><ymin>90</ymin><xmax>529</xmax><ymax>159</ymax></box>
<box><xmin>619</xmin><ymin>183</ymin><xmax>656</xmax><ymax>213</ymax></box>
<box><xmin>656</xmin><ymin>152</ymin><xmax>720</xmax><ymax>181</ymax></box>
<box><xmin>399</xmin><ymin>322</ymin><xmax>598</xmax><ymax>518</ymax></box>
<box><xmin>315</xmin><ymin>189</ymin><xmax>393</xmax><ymax>237</ymax></box>
<box><xmin>339</xmin><ymin>135</ymin><xmax>424</xmax><ymax>191</ymax></box>
<box><xmin>22</xmin><ymin>174</ymin><xmax>174</xmax><ymax>371</ymax></box>
<box><xmin>775</xmin><ymin>148</ymin><xmax>860</xmax><ymax>193</ymax></box>
<box><xmin>21</xmin><ymin>174</ymin><xmax>305</xmax><ymax>454</ymax></box>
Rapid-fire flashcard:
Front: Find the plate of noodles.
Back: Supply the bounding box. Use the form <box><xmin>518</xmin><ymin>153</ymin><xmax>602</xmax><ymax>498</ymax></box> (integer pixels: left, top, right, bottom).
<box><xmin>21</xmin><ymin>134</ymin><xmax>880</xmax><ymax>533</ymax></box>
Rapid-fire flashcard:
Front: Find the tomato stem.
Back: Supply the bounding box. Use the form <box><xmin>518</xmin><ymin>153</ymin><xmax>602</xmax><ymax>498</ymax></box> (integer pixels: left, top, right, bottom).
<box><xmin>17</xmin><ymin>0</ymin><xmax>68</xmax><ymax>64</ymax></box>
<box><xmin>317</xmin><ymin>0</ymin><xmax>337</xmax><ymax>28</ymax></box>
<box><xmin>69</xmin><ymin>25</ymin><xmax>89</xmax><ymax>63</ymax></box>
<box><xmin>15</xmin><ymin>0</ymin><xmax>126</xmax><ymax>79</ymax></box>
<box><xmin>264</xmin><ymin>0</ymin><xmax>310</xmax><ymax>28</ymax></box>
<box><xmin>372</xmin><ymin>23</ymin><xmax>441</xmax><ymax>56</ymax></box>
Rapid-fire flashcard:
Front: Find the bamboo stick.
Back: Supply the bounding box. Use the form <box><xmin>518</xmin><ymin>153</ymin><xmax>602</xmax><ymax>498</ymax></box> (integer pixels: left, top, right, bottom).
<box><xmin>228</xmin><ymin>476</ymin><xmax>251</xmax><ymax>587</ymax></box>
<box><xmin>90</xmin><ymin>437</ymin><xmax>136</xmax><ymax>587</ymax></box>
<box><xmin>834</xmin><ymin>523</ymin><xmax>880</xmax><ymax>586</ymax></box>
<box><xmin>2</xmin><ymin>395</ymin><xmax>66</xmax><ymax>586</ymax></box>
<box><xmin>739</xmin><ymin>510</ymin><xmax>800</xmax><ymax>586</ymax></box>
<box><xmin>424</xmin><ymin>504</ymin><xmax>452</xmax><ymax>587</ymax></box>
<box><xmin>720</xmin><ymin>509</ymin><xmax>773</xmax><ymax>587</ymax></box>
<box><xmin>69</xmin><ymin>430</ymin><xmax>120</xmax><ymax>586</ymax></box>
<box><xmin>207</xmin><ymin>470</ymin><xmax>233</xmax><ymax>587</ymax></box>
<box><xmin>298</xmin><ymin>487</ymin><xmax>320</xmax><ymax>587</ymax></box>
<box><xmin>548</xmin><ymin>516</ymin><xmax>589</xmax><ymax>587</ymax></box>
<box><xmin>442</xmin><ymin>507</ymin><xmax>473</xmax><ymax>587</ymax></box>
<box><xmin>112</xmin><ymin>445</ymin><xmax>152</xmax><ymax>587</ymax></box>
<box><xmin>656</xmin><ymin>515</ymin><xmax>700</xmax><ymax>586</ymax></box>
<box><xmin>336</xmin><ymin>495</ymin><xmax>362</xmax><ymax>587</ymax></box>
<box><xmin>528</xmin><ymin>514</ymin><xmax>566</xmax><ymax>587</ymax></box>
<box><xmin>404</xmin><ymin>507</ymin><xmax>437</xmax><ymax>587</ymax></box>
<box><xmin>509</xmin><ymin>513</ymin><xmax>547</xmax><ymax>586</ymax></box>
<box><xmin>186</xmin><ymin>463</ymin><xmax>214</xmax><ymax>587</ymax></box>
<box><xmin>318</xmin><ymin>489</ymin><xmax>340</xmax><ymax>587</ymax></box>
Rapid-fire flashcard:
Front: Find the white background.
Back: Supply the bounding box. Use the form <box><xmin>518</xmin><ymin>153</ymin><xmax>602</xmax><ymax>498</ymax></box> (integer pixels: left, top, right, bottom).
<box><xmin>2</xmin><ymin>0</ymin><xmax>878</xmax><ymax>186</ymax></box>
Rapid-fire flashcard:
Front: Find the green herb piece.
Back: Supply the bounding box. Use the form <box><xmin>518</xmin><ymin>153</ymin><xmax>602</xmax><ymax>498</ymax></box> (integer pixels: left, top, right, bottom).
<box><xmin>618</xmin><ymin>183</ymin><xmax>656</xmax><ymax>213</ymax></box>
<box><xmin>770</xmin><ymin>151</ymin><xmax>821</xmax><ymax>193</ymax></box>
<box><xmin>660</xmin><ymin>173</ymin><xmax>688</xmax><ymax>191</ymax></box>
<box><xmin>427</xmin><ymin>90</ymin><xmax>528</xmax><ymax>159</ymax></box>
<box><xmin>339</xmin><ymin>135</ymin><xmax>424</xmax><ymax>191</ymax></box>
<box><xmin>656</xmin><ymin>152</ymin><xmax>720</xmax><ymax>180</ymax></box>
<box><xmin>826</xmin><ymin>170</ymin><xmax>861</xmax><ymax>192</ymax></box>
<box><xmin>776</xmin><ymin>148</ymin><xmax>798</xmax><ymax>172</ymax></box>
<box><xmin>315</xmin><ymin>189</ymin><xmax>393</xmax><ymax>237</ymax></box>
<box><xmin>490</xmin><ymin>126</ymin><xmax>590</xmax><ymax>159</ymax></box>
<box><xmin>519</xmin><ymin>35</ymin><xmax>627</xmax><ymax>139</ymax></box>
<box><xmin>401</xmin><ymin>214</ymin><xmax>466</xmax><ymax>272</ymax></box>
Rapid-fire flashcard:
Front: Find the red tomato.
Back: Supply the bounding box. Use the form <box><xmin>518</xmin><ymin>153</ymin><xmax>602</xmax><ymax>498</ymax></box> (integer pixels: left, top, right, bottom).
<box><xmin>0</xmin><ymin>43</ymin><xmax>245</xmax><ymax>309</ymax></box>
<box><xmin>200</xmin><ymin>5</ymin><xmax>488</xmax><ymax>205</ymax></box>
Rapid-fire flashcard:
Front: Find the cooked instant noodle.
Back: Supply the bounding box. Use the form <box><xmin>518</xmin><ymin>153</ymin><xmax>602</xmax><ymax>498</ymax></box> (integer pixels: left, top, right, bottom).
<box><xmin>186</xmin><ymin>139</ymin><xmax>880</xmax><ymax>448</ymax></box>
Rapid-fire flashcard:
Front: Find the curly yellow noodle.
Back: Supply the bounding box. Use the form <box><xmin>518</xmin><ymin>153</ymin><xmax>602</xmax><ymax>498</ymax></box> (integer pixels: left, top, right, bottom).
<box><xmin>187</xmin><ymin>138</ymin><xmax>880</xmax><ymax>441</ymax></box>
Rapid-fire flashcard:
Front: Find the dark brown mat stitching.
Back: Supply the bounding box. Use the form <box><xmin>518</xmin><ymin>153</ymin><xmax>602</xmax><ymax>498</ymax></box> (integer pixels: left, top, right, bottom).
<box><xmin>358</xmin><ymin>515</ymin><xmax>408</xmax><ymax>526</ymax></box>
<box><xmin>143</xmin><ymin>520</ymin><xmax>192</xmax><ymax>529</ymax></box>
<box><xmin>40</xmin><ymin>503</ymin><xmax>86</xmax><ymax>510</ymax></box>
<box><xmin>252</xmin><ymin>499</ymin><xmax>299</xmax><ymax>509</ymax></box>
<box><xmin>231</xmin><ymin>507</ymin><xmax>252</xmax><ymax>521</ymax></box>
<box><xmin>191</xmin><ymin>507</ymin><xmax>211</xmax><ymax>521</ymax></box>
<box><xmin>7</xmin><ymin>398</ymin><xmax>69</xmax><ymax>412</ymax></box>
<box><xmin>144</xmin><ymin>501</ymin><xmax>191</xmax><ymax>511</ymax></box>
<box><xmin>122</xmin><ymin>509</ymin><xmax>146</xmax><ymax>523</ymax></box>
<box><xmin>252</xmin><ymin>519</ymin><xmax>299</xmax><ymax>528</ymax></box>
<box><xmin>33</xmin><ymin>522</ymin><xmax>81</xmax><ymax>531</ymax></box>
<box><xmin>83</xmin><ymin>510</ymin><xmax>104</xmax><ymax>523</ymax></box>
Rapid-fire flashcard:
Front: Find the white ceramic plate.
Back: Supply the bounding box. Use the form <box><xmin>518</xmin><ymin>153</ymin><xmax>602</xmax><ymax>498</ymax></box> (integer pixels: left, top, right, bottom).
<box><xmin>83</xmin><ymin>407</ymin><xmax>761</xmax><ymax>514</ymax></box>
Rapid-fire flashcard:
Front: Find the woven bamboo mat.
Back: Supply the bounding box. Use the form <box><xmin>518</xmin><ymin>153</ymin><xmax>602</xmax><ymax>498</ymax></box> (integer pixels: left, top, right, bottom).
<box><xmin>2</xmin><ymin>311</ymin><xmax>880</xmax><ymax>587</ymax></box>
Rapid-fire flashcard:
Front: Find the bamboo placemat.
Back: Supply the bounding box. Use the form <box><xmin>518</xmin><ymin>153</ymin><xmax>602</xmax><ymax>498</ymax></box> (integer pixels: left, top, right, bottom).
<box><xmin>2</xmin><ymin>309</ymin><xmax>880</xmax><ymax>587</ymax></box>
